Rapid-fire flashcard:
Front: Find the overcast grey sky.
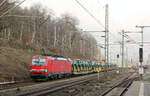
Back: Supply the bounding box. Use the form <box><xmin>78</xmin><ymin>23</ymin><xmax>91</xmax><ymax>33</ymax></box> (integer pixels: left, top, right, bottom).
<box><xmin>21</xmin><ymin>0</ymin><xmax>150</xmax><ymax>65</ymax></box>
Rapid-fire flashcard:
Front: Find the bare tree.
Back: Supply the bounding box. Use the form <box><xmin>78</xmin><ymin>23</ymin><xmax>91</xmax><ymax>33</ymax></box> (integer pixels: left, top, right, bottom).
<box><xmin>0</xmin><ymin>1</ymin><xmax>101</xmax><ymax>60</ymax></box>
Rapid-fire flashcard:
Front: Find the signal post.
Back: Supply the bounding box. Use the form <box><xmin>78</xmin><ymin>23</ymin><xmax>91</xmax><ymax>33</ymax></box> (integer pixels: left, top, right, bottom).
<box><xmin>136</xmin><ymin>25</ymin><xmax>150</xmax><ymax>80</ymax></box>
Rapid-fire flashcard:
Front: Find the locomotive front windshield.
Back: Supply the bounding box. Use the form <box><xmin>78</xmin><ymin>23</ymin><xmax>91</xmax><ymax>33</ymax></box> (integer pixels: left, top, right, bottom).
<box><xmin>32</xmin><ymin>59</ymin><xmax>46</xmax><ymax>65</ymax></box>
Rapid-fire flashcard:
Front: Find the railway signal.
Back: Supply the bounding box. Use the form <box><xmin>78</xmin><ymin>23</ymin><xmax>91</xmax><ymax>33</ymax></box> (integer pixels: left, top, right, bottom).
<box><xmin>139</xmin><ymin>48</ymin><xmax>143</xmax><ymax>62</ymax></box>
<box><xmin>136</xmin><ymin>25</ymin><xmax>150</xmax><ymax>80</ymax></box>
<box><xmin>117</xmin><ymin>54</ymin><xmax>119</xmax><ymax>58</ymax></box>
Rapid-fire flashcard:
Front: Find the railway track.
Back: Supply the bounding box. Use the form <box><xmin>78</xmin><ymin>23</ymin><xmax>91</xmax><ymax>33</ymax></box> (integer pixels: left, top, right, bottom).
<box><xmin>0</xmin><ymin>68</ymin><xmax>119</xmax><ymax>90</ymax></box>
<box><xmin>0</xmin><ymin>72</ymin><xmax>104</xmax><ymax>96</ymax></box>
<box><xmin>0</xmin><ymin>69</ymin><xmax>132</xmax><ymax>96</ymax></box>
<box><xmin>100</xmin><ymin>73</ymin><xmax>137</xmax><ymax>96</ymax></box>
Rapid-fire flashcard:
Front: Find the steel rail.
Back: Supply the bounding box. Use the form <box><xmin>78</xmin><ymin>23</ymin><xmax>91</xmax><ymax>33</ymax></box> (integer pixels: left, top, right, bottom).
<box><xmin>26</xmin><ymin>76</ymin><xmax>99</xmax><ymax>96</ymax></box>
<box><xmin>0</xmin><ymin>68</ymin><xmax>118</xmax><ymax>86</ymax></box>
<box><xmin>16</xmin><ymin>73</ymin><xmax>100</xmax><ymax>96</ymax></box>
<box><xmin>119</xmin><ymin>78</ymin><xmax>134</xmax><ymax>96</ymax></box>
<box><xmin>0</xmin><ymin>69</ymin><xmax>119</xmax><ymax>96</ymax></box>
<box><xmin>16</xmin><ymin>69</ymin><xmax>119</xmax><ymax>96</ymax></box>
<box><xmin>100</xmin><ymin>73</ymin><xmax>137</xmax><ymax>96</ymax></box>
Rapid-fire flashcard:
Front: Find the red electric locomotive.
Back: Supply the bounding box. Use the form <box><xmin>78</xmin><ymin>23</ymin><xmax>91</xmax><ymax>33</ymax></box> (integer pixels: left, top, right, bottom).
<box><xmin>30</xmin><ymin>55</ymin><xmax>72</xmax><ymax>80</ymax></box>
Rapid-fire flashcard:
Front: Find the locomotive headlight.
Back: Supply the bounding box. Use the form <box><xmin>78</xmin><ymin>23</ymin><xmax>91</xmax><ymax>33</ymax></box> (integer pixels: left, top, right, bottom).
<box><xmin>30</xmin><ymin>69</ymin><xmax>36</xmax><ymax>71</ymax></box>
<box><xmin>40</xmin><ymin>69</ymin><xmax>48</xmax><ymax>72</ymax></box>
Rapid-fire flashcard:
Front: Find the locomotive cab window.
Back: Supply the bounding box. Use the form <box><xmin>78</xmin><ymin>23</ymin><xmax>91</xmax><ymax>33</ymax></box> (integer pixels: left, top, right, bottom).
<box><xmin>32</xmin><ymin>59</ymin><xmax>46</xmax><ymax>65</ymax></box>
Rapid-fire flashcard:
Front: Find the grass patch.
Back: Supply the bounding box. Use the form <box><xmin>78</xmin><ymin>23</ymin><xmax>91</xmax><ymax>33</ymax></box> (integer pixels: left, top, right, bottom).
<box><xmin>144</xmin><ymin>78</ymin><xmax>150</xmax><ymax>82</ymax></box>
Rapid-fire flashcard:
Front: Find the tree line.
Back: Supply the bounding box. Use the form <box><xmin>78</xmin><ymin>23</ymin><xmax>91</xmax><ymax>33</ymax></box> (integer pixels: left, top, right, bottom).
<box><xmin>0</xmin><ymin>0</ymin><xmax>101</xmax><ymax>61</ymax></box>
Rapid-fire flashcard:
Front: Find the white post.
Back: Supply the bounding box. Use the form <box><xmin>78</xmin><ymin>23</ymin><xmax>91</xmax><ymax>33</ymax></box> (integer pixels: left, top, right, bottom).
<box><xmin>97</xmin><ymin>72</ymin><xmax>99</xmax><ymax>80</ymax></box>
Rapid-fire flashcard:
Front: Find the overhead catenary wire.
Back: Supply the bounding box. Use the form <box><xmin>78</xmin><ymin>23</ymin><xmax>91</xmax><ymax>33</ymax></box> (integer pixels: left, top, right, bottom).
<box><xmin>74</xmin><ymin>0</ymin><xmax>121</xmax><ymax>43</ymax></box>
<box><xmin>74</xmin><ymin>0</ymin><xmax>105</xmax><ymax>29</ymax></box>
<box><xmin>0</xmin><ymin>0</ymin><xmax>27</xmax><ymax>18</ymax></box>
<box><xmin>119</xmin><ymin>31</ymin><xmax>139</xmax><ymax>45</ymax></box>
<box><xmin>97</xmin><ymin>0</ymin><xmax>103</xmax><ymax>8</ymax></box>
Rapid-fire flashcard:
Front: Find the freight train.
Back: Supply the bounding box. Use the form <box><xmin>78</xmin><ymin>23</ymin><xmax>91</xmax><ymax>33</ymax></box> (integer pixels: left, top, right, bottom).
<box><xmin>30</xmin><ymin>55</ymin><xmax>116</xmax><ymax>80</ymax></box>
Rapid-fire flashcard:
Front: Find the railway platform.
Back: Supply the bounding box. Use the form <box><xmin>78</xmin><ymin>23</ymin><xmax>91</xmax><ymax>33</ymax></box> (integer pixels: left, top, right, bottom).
<box><xmin>124</xmin><ymin>70</ymin><xmax>150</xmax><ymax>96</ymax></box>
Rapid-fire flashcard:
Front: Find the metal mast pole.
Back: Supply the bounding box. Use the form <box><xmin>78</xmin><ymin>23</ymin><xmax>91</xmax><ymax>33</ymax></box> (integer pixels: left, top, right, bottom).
<box><xmin>105</xmin><ymin>4</ymin><xmax>109</xmax><ymax>69</ymax></box>
<box><xmin>122</xmin><ymin>30</ymin><xmax>125</xmax><ymax>70</ymax></box>
<box><xmin>126</xmin><ymin>47</ymin><xmax>128</xmax><ymax>67</ymax></box>
<box><xmin>136</xmin><ymin>25</ymin><xmax>150</xmax><ymax>63</ymax></box>
<box><xmin>136</xmin><ymin>26</ymin><xmax>144</xmax><ymax>80</ymax></box>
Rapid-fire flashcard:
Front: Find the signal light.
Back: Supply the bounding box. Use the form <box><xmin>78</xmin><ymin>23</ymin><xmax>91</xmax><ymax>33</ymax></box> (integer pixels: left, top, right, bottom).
<box><xmin>117</xmin><ymin>54</ymin><xmax>119</xmax><ymax>58</ymax></box>
<box><xmin>139</xmin><ymin>48</ymin><xmax>143</xmax><ymax>62</ymax></box>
